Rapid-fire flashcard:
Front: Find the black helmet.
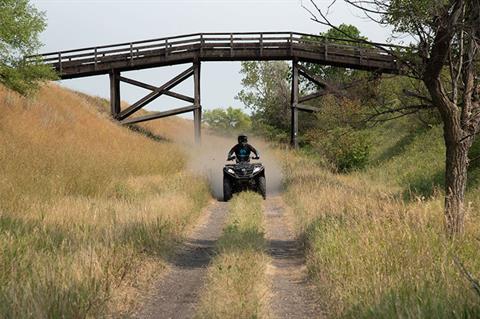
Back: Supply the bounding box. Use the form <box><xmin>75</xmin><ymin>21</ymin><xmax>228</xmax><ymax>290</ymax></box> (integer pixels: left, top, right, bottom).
<box><xmin>238</xmin><ymin>134</ymin><xmax>248</xmax><ymax>143</ymax></box>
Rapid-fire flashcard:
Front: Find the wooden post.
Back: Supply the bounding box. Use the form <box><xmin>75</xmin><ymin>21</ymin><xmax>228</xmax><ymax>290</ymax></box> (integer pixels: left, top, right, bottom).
<box><xmin>58</xmin><ymin>52</ymin><xmax>62</xmax><ymax>74</ymax></box>
<box><xmin>291</xmin><ymin>59</ymin><xmax>299</xmax><ymax>148</ymax></box>
<box><xmin>129</xmin><ymin>43</ymin><xmax>133</xmax><ymax>64</ymax></box>
<box><xmin>109</xmin><ymin>70</ymin><xmax>121</xmax><ymax>119</ymax></box>
<box><xmin>290</xmin><ymin>33</ymin><xmax>294</xmax><ymax>56</ymax></box>
<box><xmin>94</xmin><ymin>48</ymin><xmax>98</xmax><ymax>70</ymax></box>
<box><xmin>260</xmin><ymin>33</ymin><xmax>263</xmax><ymax>56</ymax></box>
<box><xmin>193</xmin><ymin>60</ymin><xmax>201</xmax><ymax>144</ymax></box>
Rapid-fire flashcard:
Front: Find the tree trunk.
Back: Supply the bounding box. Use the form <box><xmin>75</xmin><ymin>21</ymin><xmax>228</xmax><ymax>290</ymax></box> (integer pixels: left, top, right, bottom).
<box><xmin>443</xmin><ymin>125</ymin><xmax>471</xmax><ymax>236</ymax></box>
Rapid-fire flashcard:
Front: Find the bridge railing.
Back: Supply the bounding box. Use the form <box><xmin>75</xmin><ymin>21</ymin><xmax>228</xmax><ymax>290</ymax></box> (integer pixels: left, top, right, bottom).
<box><xmin>29</xmin><ymin>32</ymin><xmax>405</xmax><ymax>72</ymax></box>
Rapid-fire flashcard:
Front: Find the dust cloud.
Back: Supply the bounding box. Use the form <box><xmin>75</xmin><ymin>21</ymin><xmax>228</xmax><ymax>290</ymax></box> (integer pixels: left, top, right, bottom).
<box><xmin>139</xmin><ymin>118</ymin><xmax>284</xmax><ymax>199</ymax></box>
<box><xmin>185</xmin><ymin>133</ymin><xmax>284</xmax><ymax>200</ymax></box>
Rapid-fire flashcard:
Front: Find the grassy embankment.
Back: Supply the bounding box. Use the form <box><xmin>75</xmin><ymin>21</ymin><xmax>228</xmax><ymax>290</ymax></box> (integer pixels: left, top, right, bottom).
<box><xmin>283</xmin><ymin>119</ymin><xmax>480</xmax><ymax>318</ymax></box>
<box><xmin>197</xmin><ymin>192</ymin><xmax>268</xmax><ymax>319</ymax></box>
<box><xmin>0</xmin><ymin>84</ymin><xmax>210</xmax><ymax>318</ymax></box>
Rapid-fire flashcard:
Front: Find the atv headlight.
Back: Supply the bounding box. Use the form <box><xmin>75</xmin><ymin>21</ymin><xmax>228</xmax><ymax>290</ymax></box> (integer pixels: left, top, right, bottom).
<box><xmin>227</xmin><ymin>168</ymin><xmax>235</xmax><ymax>174</ymax></box>
<box><xmin>253</xmin><ymin>167</ymin><xmax>261</xmax><ymax>173</ymax></box>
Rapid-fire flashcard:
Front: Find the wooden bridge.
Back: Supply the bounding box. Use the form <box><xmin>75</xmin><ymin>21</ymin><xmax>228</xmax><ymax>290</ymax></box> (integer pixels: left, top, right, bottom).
<box><xmin>32</xmin><ymin>32</ymin><xmax>404</xmax><ymax>147</ymax></box>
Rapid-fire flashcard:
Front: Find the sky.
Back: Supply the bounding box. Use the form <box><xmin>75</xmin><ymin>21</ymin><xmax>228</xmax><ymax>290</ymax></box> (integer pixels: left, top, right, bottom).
<box><xmin>31</xmin><ymin>0</ymin><xmax>395</xmax><ymax>117</ymax></box>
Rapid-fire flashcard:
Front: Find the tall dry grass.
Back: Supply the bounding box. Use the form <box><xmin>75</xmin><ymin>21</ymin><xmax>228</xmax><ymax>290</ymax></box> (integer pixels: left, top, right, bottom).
<box><xmin>283</xmin><ymin>152</ymin><xmax>480</xmax><ymax>318</ymax></box>
<box><xmin>197</xmin><ymin>192</ymin><xmax>268</xmax><ymax>319</ymax></box>
<box><xmin>0</xmin><ymin>84</ymin><xmax>210</xmax><ymax>318</ymax></box>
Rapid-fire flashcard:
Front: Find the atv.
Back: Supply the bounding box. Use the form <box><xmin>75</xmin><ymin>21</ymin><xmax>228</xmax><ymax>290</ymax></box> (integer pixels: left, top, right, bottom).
<box><xmin>223</xmin><ymin>155</ymin><xmax>266</xmax><ymax>201</ymax></box>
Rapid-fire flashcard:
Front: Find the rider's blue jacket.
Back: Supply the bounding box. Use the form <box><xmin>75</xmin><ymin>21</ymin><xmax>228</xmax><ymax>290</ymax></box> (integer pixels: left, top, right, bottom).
<box><xmin>227</xmin><ymin>143</ymin><xmax>259</xmax><ymax>162</ymax></box>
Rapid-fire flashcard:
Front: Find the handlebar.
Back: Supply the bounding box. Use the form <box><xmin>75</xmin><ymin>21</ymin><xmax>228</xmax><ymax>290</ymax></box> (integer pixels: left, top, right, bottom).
<box><xmin>227</xmin><ymin>155</ymin><xmax>260</xmax><ymax>161</ymax></box>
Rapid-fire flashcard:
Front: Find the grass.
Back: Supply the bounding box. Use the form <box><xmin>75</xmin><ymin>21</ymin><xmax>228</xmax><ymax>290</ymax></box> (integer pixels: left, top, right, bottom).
<box><xmin>197</xmin><ymin>192</ymin><xmax>268</xmax><ymax>319</ymax></box>
<box><xmin>365</xmin><ymin>120</ymin><xmax>445</xmax><ymax>199</ymax></box>
<box><xmin>365</xmin><ymin>118</ymin><xmax>480</xmax><ymax>198</ymax></box>
<box><xmin>283</xmin><ymin>151</ymin><xmax>480</xmax><ymax>318</ymax></box>
<box><xmin>0</xmin><ymin>84</ymin><xmax>210</xmax><ymax>318</ymax></box>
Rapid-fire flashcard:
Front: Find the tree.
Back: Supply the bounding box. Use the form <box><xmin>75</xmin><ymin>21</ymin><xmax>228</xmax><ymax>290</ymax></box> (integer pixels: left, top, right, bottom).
<box><xmin>0</xmin><ymin>0</ymin><xmax>55</xmax><ymax>94</ymax></box>
<box><xmin>236</xmin><ymin>61</ymin><xmax>292</xmax><ymax>139</ymax></box>
<box><xmin>302</xmin><ymin>24</ymin><xmax>369</xmax><ymax>88</ymax></box>
<box><xmin>305</xmin><ymin>0</ymin><xmax>480</xmax><ymax>236</ymax></box>
<box><xmin>203</xmin><ymin>107</ymin><xmax>252</xmax><ymax>134</ymax></box>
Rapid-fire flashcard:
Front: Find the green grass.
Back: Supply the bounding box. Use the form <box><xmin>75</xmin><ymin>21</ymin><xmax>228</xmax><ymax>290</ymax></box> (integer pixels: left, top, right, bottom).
<box><xmin>365</xmin><ymin>117</ymin><xmax>480</xmax><ymax>198</ymax></box>
<box><xmin>367</xmin><ymin>127</ymin><xmax>445</xmax><ymax>199</ymax></box>
<box><xmin>197</xmin><ymin>192</ymin><xmax>267</xmax><ymax>319</ymax></box>
<box><xmin>283</xmin><ymin>146</ymin><xmax>480</xmax><ymax>318</ymax></box>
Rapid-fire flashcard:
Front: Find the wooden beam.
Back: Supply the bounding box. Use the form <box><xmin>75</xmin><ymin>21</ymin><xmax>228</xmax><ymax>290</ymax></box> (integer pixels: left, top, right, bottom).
<box><xmin>291</xmin><ymin>59</ymin><xmax>299</xmax><ymax>149</ymax></box>
<box><xmin>297</xmin><ymin>64</ymin><xmax>345</xmax><ymax>97</ymax></box>
<box><xmin>297</xmin><ymin>64</ymin><xmax>329</xmax><ymax>89</ymax></box>
<box><xmin>299</xmin><ymin>90</ymin><xmax>327</xmax><ymax>103</ymax></box>
<box><xmin>109</xmin><ymin>70</ymin><xmax>121</xmax><ymax>118</ymax></box>
<box><xmin>296</xmin><ymin>103</ymin><xmax>321</xmax><ymax>113</ymax></box>
<box><xmin>119</xmin><ymin>76</ymin><xmax>194</xmax><ymax>103</ymax></box>
<box><xmin>120</xmin><ymin>105</ymin><xmax>197</xmax><ymax>125</ymax></box>
<box><xmin>118</xmin><ymin>66</ymin><xmax>194</xmax><ymax>120</ymax></box>
<box><xmin>193</xmin><ymin>61</ymin><xmax>201</xmax><ymax>144</ymax></box>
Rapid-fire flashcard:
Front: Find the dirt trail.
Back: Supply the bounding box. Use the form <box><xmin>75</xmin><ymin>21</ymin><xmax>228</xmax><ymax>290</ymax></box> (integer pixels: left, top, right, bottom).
<box><xmin>264</xmin><ymin>196</ymin><xmax>323</xmax><ymax>319</ymax></box>
<box><xmin>135</xmin><ymin>201</ymin><xmax>228</xmax><ymax>319</ymax></box>
<box><xmin>134</xmin><ymin>124</ymin><xmax>320</xmax><ymax>318</ymax></box>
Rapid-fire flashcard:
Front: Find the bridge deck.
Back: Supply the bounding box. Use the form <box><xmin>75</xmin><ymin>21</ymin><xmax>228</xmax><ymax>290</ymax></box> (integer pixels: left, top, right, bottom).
<box><xmin>32</xmin><ymin>32</ymin><xmax>403</xmax><ymax>78</ymax></box>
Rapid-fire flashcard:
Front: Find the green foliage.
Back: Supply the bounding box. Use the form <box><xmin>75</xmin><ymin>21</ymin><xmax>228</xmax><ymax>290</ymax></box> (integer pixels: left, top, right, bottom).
<box><xmin>467</xmin><ymin>138</ymin><xmax>480</xmax><ymax>190</ymax></box>
<box><xmin>363</xmin><ymin>75</ymin><xmax>441</xmax><ymax>128</ymax></box>
<box><xmin>315</xmin><ymin>127</ymin><xmax>371</xmax><ymax>172</ymax></box>
<box><xmin>303</xmin><ymin>95</ymin><xmax>370</xmax><ymax>172</ymax></box>
<box><xmin>366</xmin><ymin>119</ymin><xmax>446</xmax><ymax>198</ymax></box>
<box><xmin>301</xmin><ymin>24</ymin><xmax>369</xmax><ymax>88</ymax></box>
<box><xmin>385</xmin><ymin>0</ymin><xmax>449</xmax><ymax>34</ymax></box>
<box><xmin>203</xmin><ymin>107</ymin><xmax>251</xmax><ymax>134</ymax></box>
<box><xmin>236</xmin><ymin>61</ymin><xmax>291</xmax><ymax>133</ymax></box>
<box><xmin>0</xmin><ymin>0</ymin><xmax>56</xmax><ymax>94</ymax></box>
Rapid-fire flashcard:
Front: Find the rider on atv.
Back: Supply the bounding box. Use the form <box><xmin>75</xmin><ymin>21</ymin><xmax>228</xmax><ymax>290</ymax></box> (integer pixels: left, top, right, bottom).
<box><xmin>227</xmin><ymin>134</ymin><xmax>260</xmax><ymax>162</ymax></box>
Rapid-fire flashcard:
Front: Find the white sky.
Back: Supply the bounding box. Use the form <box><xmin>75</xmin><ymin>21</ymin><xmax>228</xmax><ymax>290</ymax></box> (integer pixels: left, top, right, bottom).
<box><xmin>32</xmin><ymin>0</ymin><xmax>395</xmax><ymax>116</ymax></box>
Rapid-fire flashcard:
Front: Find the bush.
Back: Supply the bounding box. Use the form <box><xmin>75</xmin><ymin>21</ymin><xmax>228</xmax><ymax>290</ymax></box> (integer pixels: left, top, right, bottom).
<box><xmin>314</xmin><ymin>128</ymin><xmax>371</xmax><ymax>172</ymax></box>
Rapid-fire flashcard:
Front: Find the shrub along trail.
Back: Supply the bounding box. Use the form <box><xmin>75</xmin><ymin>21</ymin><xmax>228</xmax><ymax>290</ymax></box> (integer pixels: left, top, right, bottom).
<box><xmin>265</xmin><ymin>196</ymin><xmax>323</xmax><ymax>319</ymax></box>
<box><xmin>135</xmin><ymin>200</ymin><xmax>228</xmax><ymax>319</ymax></box>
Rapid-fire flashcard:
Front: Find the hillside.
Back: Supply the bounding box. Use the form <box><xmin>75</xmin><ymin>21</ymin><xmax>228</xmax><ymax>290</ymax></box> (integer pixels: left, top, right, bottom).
<box><xmin>0</xmin><ymin>84</ymin><xmax>210</xmax><ymax>317</ymax></box>
<box><xmin>366</xmin><ymin>118</ymin><xmax>480</xmax><ymax>199</ymax></box>
<box><xmin>283</xmin><ymin>117</ymin><xmax>480</xmax><ymax>318</ymax></box>
<box><xmin>3</xmin><ymin>81</ymin><xmax>480</xmax><ymax>318</ymax></box>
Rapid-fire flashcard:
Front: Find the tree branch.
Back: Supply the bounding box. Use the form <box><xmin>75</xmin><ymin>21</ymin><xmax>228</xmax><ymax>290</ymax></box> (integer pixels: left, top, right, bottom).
<box><xmin>304</xmin><ymin>0</ymin><xmax>422</xmax><ymax>77</ymax></box>
<box><xmin>453</xmin><ymin>255</ymin><xmax>480</xmax><ymax>298</ymax></box>
<box><xmin>363</xmin><ymin>103</ymin><xmax>434</xmax><ymax>123</ymax></box>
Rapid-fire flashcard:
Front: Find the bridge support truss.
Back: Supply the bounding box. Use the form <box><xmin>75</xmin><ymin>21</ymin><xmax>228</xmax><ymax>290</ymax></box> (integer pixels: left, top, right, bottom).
<box><xmin>290</xmin><ymin>59</ymin><xmax>326</xmax><ymax>148</ymax></box>
<box><xmin>108</xmin><ymin>60</ymin><xmax>202</xmax><ymax>143</ymax></box>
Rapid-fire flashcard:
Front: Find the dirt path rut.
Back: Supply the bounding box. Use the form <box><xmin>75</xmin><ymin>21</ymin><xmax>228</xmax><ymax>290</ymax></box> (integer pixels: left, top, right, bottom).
<box><xmin>264</xmin><ymin>196</ymin><xmax>323</xmax><ymax>319</ymax></box>
<box><xmin>135</xmin><ymin>201</ymin><xmax>228</xmax><ymax>319</ymax></box>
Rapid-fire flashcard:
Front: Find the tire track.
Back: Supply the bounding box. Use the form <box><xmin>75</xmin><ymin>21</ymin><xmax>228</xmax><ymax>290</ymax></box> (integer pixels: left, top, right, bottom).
<box><xmin>135</xmin><ymin>201</ymin><xmax>228</xmax><ymax>319</ymax></box>
<box><xmin>264</xmin><ymin>196</ymin><xmax>324</xmax><ymax>319</ymax></box>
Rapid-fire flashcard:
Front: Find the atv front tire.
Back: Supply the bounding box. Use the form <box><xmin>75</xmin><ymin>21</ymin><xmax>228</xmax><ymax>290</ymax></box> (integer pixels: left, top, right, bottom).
<box><xmin>258</xmin><ymin>176</ymin><xmax>266</xmax><ymax>200</ymax></box>
<box><xmin>223</xmin><ymin>176</ymin><xmax>233</xmax><ymax>202</ymax></box>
